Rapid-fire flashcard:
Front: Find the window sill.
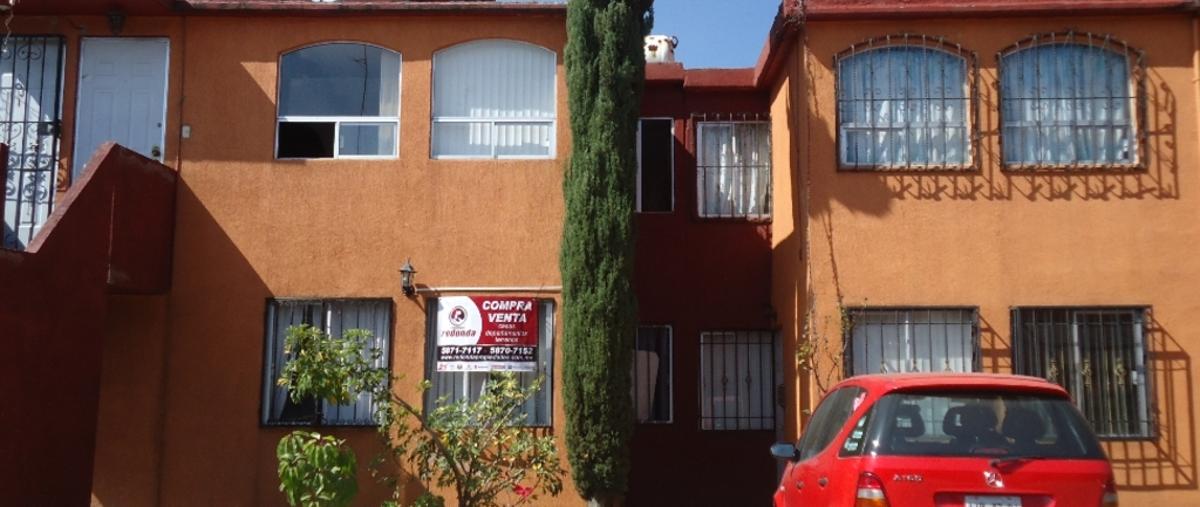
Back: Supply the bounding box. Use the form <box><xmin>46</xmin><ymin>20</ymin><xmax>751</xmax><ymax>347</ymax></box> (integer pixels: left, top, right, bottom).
<box><xmin>1001</xmin><ymin>162</ymin><xmax>1145</xmax><ymax>174</ymax></box>
<box><xmin>838</xmin><ymin>164</ymin><xmax>978</xmax><ymax>173</ymax></box>
<box><xmin>275</xmin><ymin>156</ymin><xmax>400</xmax><ymax>162</ymax></box>
<box><xmin>695</xmin><ymin>215</ymin><xmax>773</xmax><ymax>224</ymax></box>
<box><xmin>430</xmin><ymin>155</ymin><xmax>557</xmax><ymax>162</ymax></box>
<box><xmin>261</xmin><ymin>421</ymin><xmax>380</xmax><ymax>429</ymax></box>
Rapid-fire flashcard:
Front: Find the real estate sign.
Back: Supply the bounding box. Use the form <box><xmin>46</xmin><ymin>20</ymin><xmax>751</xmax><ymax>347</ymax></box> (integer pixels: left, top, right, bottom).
<box><xmin>435</xmin><ymin>296</ymin><xmax>539</xmax><ymax>372</ymax></box>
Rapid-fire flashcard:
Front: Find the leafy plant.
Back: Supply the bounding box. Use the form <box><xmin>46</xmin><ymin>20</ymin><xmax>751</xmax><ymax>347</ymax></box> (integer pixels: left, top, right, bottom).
<box><xmin>381</xmin><ymin>375</ymin><xmax>564</xmax><ymax>507</ymax></box>
<box><xmin>275</xmin><ymin>324</ymin><xmax>562</xmax><ymax>507</ymax></box>
<box><xmin>277</xmin><ymin>431</ymin><xmax>358</xmax><ymax>507</ymax></box>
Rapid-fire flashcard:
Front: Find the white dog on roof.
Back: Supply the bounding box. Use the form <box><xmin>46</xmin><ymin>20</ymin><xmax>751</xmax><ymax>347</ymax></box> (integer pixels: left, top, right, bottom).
<box><xmin>644</xmin><ymin>35</ymin><xmax>679</xmax><ymax>63</ymax></box>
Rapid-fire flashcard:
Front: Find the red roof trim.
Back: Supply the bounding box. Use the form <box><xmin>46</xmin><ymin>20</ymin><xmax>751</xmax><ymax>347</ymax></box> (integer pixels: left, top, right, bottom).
<box><xmin>684</xmin><ymin>68</ymin><xmax>757</xmax><ymax>90</ymax></box>
<box><xmin>804</xmin><ymin>0</ymin><xmax>1196</xmax><ymax>20</ymax></box>
<box><xmin>180</xmin><ymin>1</ymin><xmax>566</xmax><ymax>14</ymax></box>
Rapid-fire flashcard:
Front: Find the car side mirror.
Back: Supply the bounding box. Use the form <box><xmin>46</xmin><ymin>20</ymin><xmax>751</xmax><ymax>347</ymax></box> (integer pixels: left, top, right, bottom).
<box><xmin>770</xmin><ymin>442</ymin><xmax>799</xmax><ymax>461</ymax></box>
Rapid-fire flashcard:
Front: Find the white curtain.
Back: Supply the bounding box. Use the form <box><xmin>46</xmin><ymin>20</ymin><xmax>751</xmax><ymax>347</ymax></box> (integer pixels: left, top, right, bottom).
<box><xmin>697</xmin><ymin>122</ymin><xmax>770</xmax><ymax>218</ymax></box>
<box><xmin>850</xmin><ymin>309</ymin><xmax>974</xmax><ymax>376</ymax></box>
<box><xmin>432</xmin><ymin>40</ymin><xmax>556</xmax><ymax>157</ymax></box>
<box><xmin>262</xmin><ymin>300</ymin><xmax>392</xmax><ymax>426</ymax></box>
<box><xmin>838</xmin><ymin>46</ymin><xmax>969</xmax><ymax>167</ymax></box>
<box><xmin>1001</xmin><ymin>43</ymin><xmax>1134</xmax><ymax>165</ymax></box>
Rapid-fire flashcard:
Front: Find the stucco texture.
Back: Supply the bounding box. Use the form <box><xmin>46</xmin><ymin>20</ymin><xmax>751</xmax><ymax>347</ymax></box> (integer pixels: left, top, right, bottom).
<box><xmin>6</xmin><ymin>12</ymin><xmax>576</xmax><ymax>507</ymax></box>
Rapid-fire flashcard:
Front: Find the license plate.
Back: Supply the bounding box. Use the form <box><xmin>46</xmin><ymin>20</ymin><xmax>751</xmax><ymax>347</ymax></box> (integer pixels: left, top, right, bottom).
<box><xmin>965</xmin><ymin>496</ymin><xmax>1022</xmax><ymax>507</ymax></box>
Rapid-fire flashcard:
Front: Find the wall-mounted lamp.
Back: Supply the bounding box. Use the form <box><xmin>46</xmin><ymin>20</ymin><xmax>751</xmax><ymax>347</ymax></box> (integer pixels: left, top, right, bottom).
<box><xmin>400</xmin><ymin>259</ymin><xmax>418</xmax><ymax>297</ymax></box>
<box><xmin>107</xmin><ymin>10</ymin><xmax>126</xmax><ymax>36</ymax></box>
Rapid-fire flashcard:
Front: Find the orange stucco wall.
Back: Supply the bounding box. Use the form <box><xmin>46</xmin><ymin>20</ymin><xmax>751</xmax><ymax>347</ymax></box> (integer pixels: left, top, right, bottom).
<box><xmin>167</xmin><ymin>14</ymin><xmax>572</xmax><ymax>507</ymax></box>
<box><xmin>775</xmin><ymin>13</ymin><xmax>1200</xmax><ymax>504</ymax></box>
<box><xmin>11</xmin><ymin>12</ymin><xmax>575</xmax><ymax>507</ymax></box>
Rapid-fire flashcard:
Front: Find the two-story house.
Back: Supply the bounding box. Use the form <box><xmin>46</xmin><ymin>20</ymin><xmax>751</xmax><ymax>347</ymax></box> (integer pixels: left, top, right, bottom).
<box><xmin>765</xmin><ymin>1</ymin><xmax>1200</xmax><ymax>505</ymax></box>
<box><xmin>1</xmin><ymin>1</ymin><xmax>569</xmax><ymax>506</ymax></box>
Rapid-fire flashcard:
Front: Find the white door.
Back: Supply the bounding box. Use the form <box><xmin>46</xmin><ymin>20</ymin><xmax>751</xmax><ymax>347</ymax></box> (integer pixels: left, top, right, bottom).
<box><xmin>73</xmin><ymin>37</ymin><xmax>169</xmax><ymax>178</ymax></box>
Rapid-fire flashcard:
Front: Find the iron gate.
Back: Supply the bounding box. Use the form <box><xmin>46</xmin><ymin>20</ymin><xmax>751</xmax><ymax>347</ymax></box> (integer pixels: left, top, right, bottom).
<box><xmin>2</xmin><ymin>35</ymin><xmax>64</xmax><ymax>250</ymax></box>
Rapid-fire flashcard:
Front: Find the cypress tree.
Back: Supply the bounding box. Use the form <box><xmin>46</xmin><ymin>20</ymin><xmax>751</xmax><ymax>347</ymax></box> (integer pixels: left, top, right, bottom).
<box><xmin>561</xmin><ymin>0</ymin><xmax>653</xmax><ymax>505</ymax></box>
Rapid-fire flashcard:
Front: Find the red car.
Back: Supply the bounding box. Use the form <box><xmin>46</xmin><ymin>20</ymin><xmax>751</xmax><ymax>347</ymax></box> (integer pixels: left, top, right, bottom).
<box><xmin>772</xmin><ymin>373</ymin><xmax>1118</xmax><ymax>507</ymax></box>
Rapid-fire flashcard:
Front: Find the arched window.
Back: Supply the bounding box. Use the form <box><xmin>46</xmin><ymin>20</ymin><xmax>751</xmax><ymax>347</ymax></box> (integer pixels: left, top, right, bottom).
<box><xmin>432</xmin><ymin>40</ymin><xmax>556</xmax><ymax>159</ymax></box>
<box><xmin>276</xmin><ymin>43</ymin><xmax>401</xmax><ymax>159</ymax></box>
<box><xmin>836</xmin><ymin>36</ymin><xmax>974</xmax><ymax>169</ymax></box>
<box><xmin>1000</xmin><ymin>33</ymin><xmax>1140</xmax><ymax>167</ymax></box>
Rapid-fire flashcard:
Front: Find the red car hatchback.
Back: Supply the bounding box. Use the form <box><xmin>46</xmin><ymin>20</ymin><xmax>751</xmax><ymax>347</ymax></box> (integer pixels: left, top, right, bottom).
<box><xmin>772</xmin><ymin>374</ymin><xmax>1118</xmax><ymax>507</ymax></box>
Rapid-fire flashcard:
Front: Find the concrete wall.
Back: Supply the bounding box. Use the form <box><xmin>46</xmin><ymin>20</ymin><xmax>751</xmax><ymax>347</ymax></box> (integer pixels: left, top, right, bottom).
<box><xmin>781</xmin><ymin>12</ymin><xmax>1200</xmax><ymax>503</ymax></box>
<box><xmin>0</xmin><ymin>144</ymin><xmax>177</xmax><ymax>507</ymax></box>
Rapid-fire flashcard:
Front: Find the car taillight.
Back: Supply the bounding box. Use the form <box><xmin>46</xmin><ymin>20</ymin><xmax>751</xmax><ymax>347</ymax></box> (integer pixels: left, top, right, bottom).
<box><xmin>855</xmin><ymin>472</ymin><xmax>889</xmax><ymax>507</ymax></box>
<box><xmin>1102</xmin><ymin>477</ymin><xmax>1118</xmax><ymax>507</ymax></box>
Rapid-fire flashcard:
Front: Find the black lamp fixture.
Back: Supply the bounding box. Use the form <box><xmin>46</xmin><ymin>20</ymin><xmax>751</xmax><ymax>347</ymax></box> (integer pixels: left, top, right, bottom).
<box><xmin>107</xmin><ymin>9</ymin><xmax>126</xmax><ymax>36</ymax></box>
<box><xmin>400</xmin><ymin>259</ymin><xmax>417</xmax><ymax>297</ymax></box>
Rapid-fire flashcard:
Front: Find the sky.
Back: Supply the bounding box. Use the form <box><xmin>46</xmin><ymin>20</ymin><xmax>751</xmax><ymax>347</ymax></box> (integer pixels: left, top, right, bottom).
<box><xmin>502</xmin><ymin>0</ymin><xmax>783</xmax><ymax>69</ymax></box>
<box><xmin>651</xmin><ymin>0</ymin><xmax>782</xmax><ymax>68</ymax></box>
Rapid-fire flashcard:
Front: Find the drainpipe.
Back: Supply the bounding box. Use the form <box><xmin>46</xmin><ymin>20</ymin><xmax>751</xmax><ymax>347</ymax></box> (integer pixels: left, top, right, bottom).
<box><xmin>1193</xmin><ymin>5</ymin><xmax>1200</xmax><ymax>153</ymax></box>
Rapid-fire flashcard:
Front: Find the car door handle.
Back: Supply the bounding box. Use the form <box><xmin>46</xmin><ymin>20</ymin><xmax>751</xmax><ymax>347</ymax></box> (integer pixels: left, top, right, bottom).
<box><xmin>817</xmin><ymin>477</ymin><xmax>828</xmax><ymax>487</ymax></box>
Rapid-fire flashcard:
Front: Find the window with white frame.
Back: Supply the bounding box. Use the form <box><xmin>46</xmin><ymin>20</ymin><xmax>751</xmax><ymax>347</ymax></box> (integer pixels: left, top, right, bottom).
<box><xmin>424</xmin><ymin>298</ymin><xmax>555</xmax><ymax>426</ymax></box>
<box><xmin>432</xmin><ymin>40</ymin><xmax>556</xmax><ymax>159</ymax></box>
<box><xmin>633</xmin><ymin>325</ymin><xmax>672</xmax><ymax>423</ymax></box>
<box><xmin>700</xmin><ymin>331</ymin><xmax>777</xmax><ymax>430</ymax></box>
<box><xmin>638</xmin><ymin>118</ymin><xmax>674</xmax><ymax>212</ymax></box>
<box><xmin>1000</xmin><ymin>34</ymin><xmax>1139</xmax><ymax>167</ymax></box>
<box><xmin>696</xmin><ymin>121</ymin><xmax>771</xmax><ymax>219</ymax></box>
<box><xmin>1012</xmin><ymin>307</ymin><xmax>1152</xmax><ymax>438</ymax></box>
<box><xmin>261</xmin><ymin>299</ymin><xmax>392</xmax><ymax>426</ymax></box>
<box><xmin>836</xmin><ymin>38</ymin><xmax>973</xmax><ymax>169</ymax></box>
<box><xmin>276</xmin><ymin>43</ymin><xmax>400</xmax><ymax>159</ymax></box>
<box><xmin>846</xmin><ymin>308</ymin><xmax>978</xmax><ymax>376</ymax></box>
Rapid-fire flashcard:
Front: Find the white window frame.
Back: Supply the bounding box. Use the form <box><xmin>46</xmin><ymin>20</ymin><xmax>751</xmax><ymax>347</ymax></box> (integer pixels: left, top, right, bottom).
<box><xmin>636</xmin><ymin>117</ymin><xmax>675</xmax><ymax>213</ymax></box>
<box><xmin>274</xmin><ymin>42</ymin><xmax>402</xmax><ymax>161</ymax></box>
<box><xmin>430</xmin><ymin>39</ymin><xmax>557</xmax><ymax>161</ymax></box>
<box><xmin>695</xmin><ymin>120</ymin><xmax>772</xmax><ymax>220</ymax></box>
<box><xmin>633</xmin><ymin>324</ymin><xmax>674</xmax><ymax>424</ymax></box>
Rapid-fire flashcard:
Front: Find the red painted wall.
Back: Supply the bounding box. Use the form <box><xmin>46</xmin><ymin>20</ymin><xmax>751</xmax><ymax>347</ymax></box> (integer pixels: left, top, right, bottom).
<box><xmin>0</xmin><ymin>144</ymin><xmax>176</xmax><ymax>506</ymax></box>
<box><xmin>629</xmin><ymin>74</ymin><xmax>776</xmax><ymax>506</ymax></box>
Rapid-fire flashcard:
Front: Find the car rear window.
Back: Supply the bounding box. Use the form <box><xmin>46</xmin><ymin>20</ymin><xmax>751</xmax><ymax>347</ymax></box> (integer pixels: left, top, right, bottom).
<box><xmin>861</xmin><ymin>391</ymin><xmax>1105</xmax><ymax>459</ymax></box>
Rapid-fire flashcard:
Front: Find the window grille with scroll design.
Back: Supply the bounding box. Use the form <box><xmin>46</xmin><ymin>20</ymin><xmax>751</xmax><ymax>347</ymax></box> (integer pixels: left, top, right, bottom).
<box><xmin>2</xmin><ymin>35</ymin><xmax>64</xmax><ymax>250</ymax></box>
<box><xmin>1011</xmin><ymin>307</ymin><xmax>1152</xmax><ymax>439</ymax></box>
<box><xmin>699</xmin><ymin>330</ymin><xmax>778</xmax><ymax>431</ymax></box>
<box><xmin>835</xmin><ymin>34</ymin><xmax>978</xmax><ymax>170</ymax></box>
<box><xmin>998</xmin><ymin>31</ymin><xmax>1145</xmax><ymax>169</ymax></box>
